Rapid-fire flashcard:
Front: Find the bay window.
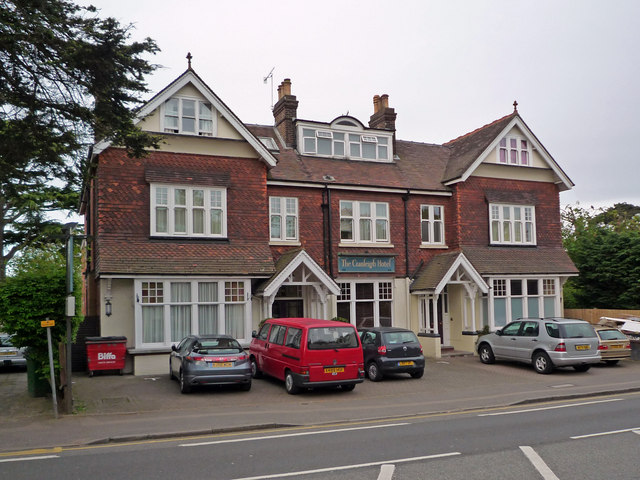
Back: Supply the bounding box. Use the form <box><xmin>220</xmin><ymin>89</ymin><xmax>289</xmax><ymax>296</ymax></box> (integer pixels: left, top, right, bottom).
<box><xmin>137</xmin><ymin>279</ymin><xmax>250</xmax><ymax>348</ymax></box>
<box><xmin>491</xmin><ymin>278</ymin><xmax>558</xmax><ymax>328</ymax></box>
<box><xmin>337</xmin><ymin>280</ymin><xmax>393</xmax><ymax>328</ymax></box>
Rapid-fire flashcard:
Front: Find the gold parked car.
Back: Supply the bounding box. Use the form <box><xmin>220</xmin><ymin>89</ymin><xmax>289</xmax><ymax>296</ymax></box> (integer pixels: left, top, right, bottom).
<box><xmin>594</xmin><ymin>326</ymin><xmax>631</xmax><ymax>365</ymax></box>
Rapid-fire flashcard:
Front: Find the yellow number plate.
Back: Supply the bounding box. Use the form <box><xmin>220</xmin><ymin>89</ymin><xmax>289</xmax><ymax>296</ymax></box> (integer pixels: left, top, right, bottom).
<box><xmin>610</xmin><ymin>345</ymin><xmax>623</xmax><ymax>349</ymax></box>
<box><xmin>398</xmin><ymin>361</ymin><xmax>414</xmax><ymax>366</ymax></box>
<box><xmin>212</xmin><ymin>362</ymin><xmax>233</xmax><ymax>367</ymax></box>
<box><xmin>324</xmin><ymin>367</ymin><xmax>344</xmax><ymax>374</ymax></box>
<box><xmin>575</xmin><ymin>345</ymin><xmax>590</xmax><ymax>350</ymax></box>
<box><xmin>0</xmin><ymin>351</ymin><xmax>13</xmax><ymax>355</ymax></box>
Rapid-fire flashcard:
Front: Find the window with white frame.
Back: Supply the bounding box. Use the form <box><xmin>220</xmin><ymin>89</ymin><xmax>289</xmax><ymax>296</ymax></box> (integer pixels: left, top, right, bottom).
<box><xmin>340</xmin><ymin>200</ymin><xmax>389</xmax><ymax>244</ymax></box>
<box><xmin>420</xmin><ymin>205</ymin><xmax>445</xmax><ymax>245</ymax></box>
<box><xmin>336</xmin><ymin>280</ymin><xmax>393</xmax><ymax>328</ymax></box>
<box><xmin>151</xmin><ymin>184</ymin><xmax>226</xmax><ymax>237</ymax></box>
<box><xmin>491</xmin><ymin>278</ymin><xmax>558</xmax><ymax>328</ymax></box>
<box><xmin>137</xmin><ymin>279</ymin><xmax>249</xmax><ymax>348</ymax></box>
<box><xmin>163</xmin><ymin>97</ymin><xmax>215</xmax><ymax>136</ymax></box>
<box><xmin>300</xmin><ymin>127</ymin><xmax>391</xmax><ymax>161</ymax></box>
<box><xmin>497</xmin><ymin>136</ymin><xmax>531</xmax><ymax>166</ymax></box>
<box><xmin>490</xmin><ymin>204</ymin><xmax>535</xmax><ymax>245</ymax></box>
<box><xmin>270</xmin><ymin>197</ymin><xmax>298</xmax><ymax>241</ymax></box>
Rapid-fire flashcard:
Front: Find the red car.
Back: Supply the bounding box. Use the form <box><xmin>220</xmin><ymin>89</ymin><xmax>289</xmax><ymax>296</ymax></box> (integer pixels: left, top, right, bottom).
<box><xmin>250</xmin><ymin>318</ymin><xmax>364</xmax><ymax>394</ymax></box>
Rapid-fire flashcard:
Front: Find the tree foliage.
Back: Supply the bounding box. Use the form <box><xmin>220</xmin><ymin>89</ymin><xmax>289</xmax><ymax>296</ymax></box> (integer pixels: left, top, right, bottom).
<box><xmin>0</xmin><ymin>244</ymin><xmax>82</xmax><ymax>380</ymax></box>
<box><xmin>0</xmin><ymin>0</ymin><xmax>159</xmax><ymax>280</ymax></box>
<box><xmin>562</xmin><ymin>203</ymin><xmax>640</xmax><ymax>309</ymax></box>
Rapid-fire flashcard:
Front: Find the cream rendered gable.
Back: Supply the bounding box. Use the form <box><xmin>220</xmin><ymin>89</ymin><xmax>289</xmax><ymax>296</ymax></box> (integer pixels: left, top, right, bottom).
<box><xmin>458</xmin><ymin>116</ymin><xmax>573</xmax><ymax>191</ymax></box>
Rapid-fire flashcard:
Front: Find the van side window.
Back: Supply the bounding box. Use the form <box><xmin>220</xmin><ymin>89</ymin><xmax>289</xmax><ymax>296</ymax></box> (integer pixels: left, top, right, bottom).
<box><xmin>258</xmin><ymin>323</ymin><xmax>270</xmax><ymax>341</ymax></box>
<box><xmin>284</xmin><ymin>327</ymin><xmax>302</xmax><ymax>349</ymax></box>
<box><xmin>269</xmin><ymin>325</ymin><xmax>286</xmax><ymax>345</ymax></box>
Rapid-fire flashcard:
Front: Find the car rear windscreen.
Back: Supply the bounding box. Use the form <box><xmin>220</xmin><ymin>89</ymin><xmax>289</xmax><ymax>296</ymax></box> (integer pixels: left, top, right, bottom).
<box><xmin>382</xmin><ymin>331</ymin><xmax>419</xmax><ymax>345</ymax></box>
<box><xmin>307</xmin><ymin>327</ymin><xmax>359</xmax><ymax>350</ymax></box>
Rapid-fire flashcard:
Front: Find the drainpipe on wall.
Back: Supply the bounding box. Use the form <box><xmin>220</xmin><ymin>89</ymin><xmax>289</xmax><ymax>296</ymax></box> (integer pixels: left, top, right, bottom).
<box><xmin>325</xmin><ymin>186</ymin><xmax>334</xmax><ymax>278</ymax></box>
<box><xmin>402</xmin><ymin>190</ymin><xmax>410</xmax><ymax>277</ymax></box>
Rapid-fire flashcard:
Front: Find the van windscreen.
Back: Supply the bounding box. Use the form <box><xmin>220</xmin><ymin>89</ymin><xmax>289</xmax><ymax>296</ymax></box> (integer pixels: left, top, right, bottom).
<box><xmin>307</xmin><ymin>327</ymin><xmax>359</xmax><ymax>350</ymax></box>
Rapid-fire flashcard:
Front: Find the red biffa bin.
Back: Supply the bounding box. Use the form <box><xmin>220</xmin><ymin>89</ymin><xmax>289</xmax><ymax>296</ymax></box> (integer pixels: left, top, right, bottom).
<box><xmin>86</xmin><ymin>336</ymin><xmax>127</xmax><ymax>376</ymax></box>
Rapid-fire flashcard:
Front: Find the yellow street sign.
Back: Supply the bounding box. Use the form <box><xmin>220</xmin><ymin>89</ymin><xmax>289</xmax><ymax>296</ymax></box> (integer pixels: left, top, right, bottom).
<box><xmin>41</xmin><ymin>320</ymin><xmax>55</xmax><ymax>328</ymax></box>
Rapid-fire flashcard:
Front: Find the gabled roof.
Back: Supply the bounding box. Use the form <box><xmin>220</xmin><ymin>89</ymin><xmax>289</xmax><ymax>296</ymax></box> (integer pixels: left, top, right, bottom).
<box><xmin>255</xmin><ymin>249</ymin><xmax>340</xmax><ymax>297</ymax></box>
<box><xmin>94</xmin><ymin>68</ymin><xmax>278</xmax><ymax>167</ymax></box>
<box><xmin>443</xmin><ymin>112</ymin><xmax>574</xmax><ymax>191</ymax></box>
<box><xmin>410</xmin><ymin>252</ymin><xmax>488</xmax><ymax>294</ymax></box>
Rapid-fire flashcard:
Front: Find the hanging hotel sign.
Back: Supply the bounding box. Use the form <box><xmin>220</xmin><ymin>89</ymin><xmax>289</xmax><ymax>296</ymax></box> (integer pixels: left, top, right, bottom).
<box><xmin>338</xmin><ymin>255</ymin><xmax>395</xmax><ymax>273</ymax></box>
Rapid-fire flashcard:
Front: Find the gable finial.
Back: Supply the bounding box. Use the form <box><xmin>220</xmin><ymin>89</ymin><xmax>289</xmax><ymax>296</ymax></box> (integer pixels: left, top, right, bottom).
<box><xmin>513</xmin><ymin>100</ymin><xmax>518</xmax><ymax>112</ymax></box>
<box><xmin>186</xmin><ymin>52</ymin><xmax>193</xmax><ymax>69</ymax></box>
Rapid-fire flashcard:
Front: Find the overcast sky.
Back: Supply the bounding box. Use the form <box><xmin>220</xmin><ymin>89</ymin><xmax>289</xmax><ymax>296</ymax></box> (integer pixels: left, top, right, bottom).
<box><xmin>79</xmin><ymin>0</ymin><xmax>640</xmax><ymax>209</ymax></box>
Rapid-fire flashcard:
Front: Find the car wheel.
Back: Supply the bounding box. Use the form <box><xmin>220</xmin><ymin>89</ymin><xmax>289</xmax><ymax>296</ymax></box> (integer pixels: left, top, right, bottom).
<box><xmin>367</xmin><ymin>361</ymin><xmax>382</xmax><ymax>382</ymax></box>
<box><xmin>410</xmin><ymin>369</ymin><xmax>424</xmax><ymax>379</ymax></box>
<box><xmin>573</xmin><ymin>364</ymin><xmax>591</xmax><ymax>372</ymax></box>
<box><xmin>478</xmin><ymin>343</ymin><xmax>495</xmax><ymax>364</ymax></box>
<box><xmin>284</xmin><ymin>371</ymin><xmax>299</xmax><ymax>395</ymax></box>
<box><xmin>240</xmin><ymin>381</ymin><xmax>252</xmax><ymax>391</ymax></box>
<box><xmin>341</xmin><ymin>384</ymin><xmax>356</xmax><ymax>392</ymax></box>
<box><xmin>605</xmin><ymin>360</ymin><xmax>619</xmax><ymax>366</ymax></box>
<box><xmin>250</xmin><ymin>357</ymin><xmax>262</xmax><ymax>379</ymax></box>
<box><xmin>179</xmin><ymin>370</ymin><xmax>191</xmax><ymax>394</ymax></box>
<box><xmin>169</xmin><ymin>361</ymin><xmax>175</xmax><ymax>380</ymax></box>
<box><xmin>533</xmin><ymin>352</ymin><xmax>554</xmax><ymax>374</ymax></box>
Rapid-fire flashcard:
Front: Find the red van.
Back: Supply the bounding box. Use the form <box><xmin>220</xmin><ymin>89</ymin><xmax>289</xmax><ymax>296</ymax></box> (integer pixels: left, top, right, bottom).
<box><xmin>249</xmin><ymin>318</ymin><xmax>365</xmax><ymax>394</ymax></box>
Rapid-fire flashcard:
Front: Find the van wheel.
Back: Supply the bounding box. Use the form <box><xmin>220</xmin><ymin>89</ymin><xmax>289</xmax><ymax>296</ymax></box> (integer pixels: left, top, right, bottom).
<box><xmin>250</xmin><ymin>357</ymin><xmax>262</xmax><ymax>379</ymax></box>
<box><xmin>341</xmin><ymin>384</ymin><xmax>355</xmax><ymax>392</ymax></box>
<box><xmin>533</xmin><ymin>352</ymin><xmax>554</xmax><ymax>374</ymax></box>
<box><xmin>367</xmin><ymin>362</ymin><xmax>382</xmax><ymax>382</ymax></box>
<box><xmin>285</xmin><ymin>371</ymin><xmax>299</xmax><ymax>395</ymax></box>
<box><xmin>180</xmin><ymin>370</ymin><xmax>191</xmax><ymax>393</ymax></box>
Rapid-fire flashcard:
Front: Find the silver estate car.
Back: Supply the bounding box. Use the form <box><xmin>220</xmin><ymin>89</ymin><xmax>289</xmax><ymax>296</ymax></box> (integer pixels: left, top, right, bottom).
<box><xmin>477</xmin><ymin>318</ymin><xmax>600</xmax><ymax>374</ymax></box>
<box><xmin>0</xmin><ymin>334</ymin><xmax>27</xmax><ymax>368</ymax></box>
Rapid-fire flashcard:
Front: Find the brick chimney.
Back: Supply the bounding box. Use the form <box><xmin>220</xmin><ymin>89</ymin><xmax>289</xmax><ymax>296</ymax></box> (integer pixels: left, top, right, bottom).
<box><xmin>273</xmin><ymin>78</ymin><xmax>298</xmax><ymax>148</ymax></box>
<box><xmin>369</xmin><ymin>93</ymin><xmax>396</xmax><ymax>151</ymax></box>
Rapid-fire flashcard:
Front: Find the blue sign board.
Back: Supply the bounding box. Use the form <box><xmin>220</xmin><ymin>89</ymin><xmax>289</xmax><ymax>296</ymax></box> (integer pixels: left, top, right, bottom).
<box><xmin>338</xmin><ymin>256</ymin><xmax>395</xmax><ymax>273</ymax></box>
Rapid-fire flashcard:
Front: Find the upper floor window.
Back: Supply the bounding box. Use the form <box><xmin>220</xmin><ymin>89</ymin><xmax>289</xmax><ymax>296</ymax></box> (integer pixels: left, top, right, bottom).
<box><xmin>151</xmin><ymin>184</ymin><xmax>226</xmax><ymax>237</ymax></box>
<box><xmin>497</xmin><ymin>136</ymin><xmax>531</xmax><ymax>166</ymax></box>
<box><xmin>300</xmin><ymin>127</ymin><xmax>391</xmax><ymax>162</ymax></box>
<box><xmin>420</xmin><ymin>205</ymin><xmax>445</xmax><ymax>245</ymax></box>
<box><xmin>164</xmin><ymin>97</ymin><xmax>215</xmax><ymax>136</ymax></box>
<box><xmin>270</xmin><ymin>197</ymin><xmax>298</xmax><ymax>242</ymax></box>
<box><xmin>340</xmin><ymin>200</ymin><xmax>389</xmax><ymax>244</ymax></box>
<box><xmin>490</xmin><ymin>204</ymin><xmax>535</xmax><ymax>245</ymax></box>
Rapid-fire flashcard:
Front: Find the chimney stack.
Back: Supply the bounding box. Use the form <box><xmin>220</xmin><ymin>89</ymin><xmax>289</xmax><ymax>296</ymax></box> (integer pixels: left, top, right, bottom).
<box><xmin>273</xmin><ymin>78</ymin><xmax>298</xmax><ymax>147</ymax></box>
<box><xmin>369</xmin><ymin>93</ymin><xmax>397</xmax><ymax>148</ymax></box>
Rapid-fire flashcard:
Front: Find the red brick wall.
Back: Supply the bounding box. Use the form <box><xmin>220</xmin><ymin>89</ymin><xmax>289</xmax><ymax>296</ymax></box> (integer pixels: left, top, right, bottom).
<box><xmin>96</xmin><ymin>149</ymin><xmax>269</xmax><ymax>242</ymax></box>
<box><xmin>452</xmin><ymin>176</ymin><xmax>563</xmax><ymax>248</ymax></box>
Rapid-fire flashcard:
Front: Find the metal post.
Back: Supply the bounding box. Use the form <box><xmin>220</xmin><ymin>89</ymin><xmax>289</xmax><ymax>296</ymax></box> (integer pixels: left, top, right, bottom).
<box><xmin>46</xmin><ymin>321</ymin><xmax>58</xmax><ymax>419</ymax></box>
<box><xmin>63</xmin><ymin>223</ymin><xmax>77</xmax><ymax>414</ymax></box>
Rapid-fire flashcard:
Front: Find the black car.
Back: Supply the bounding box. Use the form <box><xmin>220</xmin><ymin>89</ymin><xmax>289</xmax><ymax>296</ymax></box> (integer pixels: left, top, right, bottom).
<box><xmin>359</xmin><ymin>327</ymin><xmax>425</xmax><ymax>381</ymax></box>
<box><xmin>169</xmin><ymin>335</ymin><xmax>252</xmax><ymax>393</ymax></box>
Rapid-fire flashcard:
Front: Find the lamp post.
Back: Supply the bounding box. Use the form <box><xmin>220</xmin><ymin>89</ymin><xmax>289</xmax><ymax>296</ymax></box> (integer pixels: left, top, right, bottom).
<box><xmin>63</xmin><ymin>222</ymin><xmax>77</xmax><ymax>414</ymax></box>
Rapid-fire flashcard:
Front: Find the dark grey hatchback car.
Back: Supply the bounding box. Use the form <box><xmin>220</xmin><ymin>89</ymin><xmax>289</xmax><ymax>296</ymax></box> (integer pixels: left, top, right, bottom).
<box><xmin>359</xmin><ymin>327</ymin><xmax>425</xmax><ymax>381</ymax></box>
<box><xmin>170</xmin><ymin>335</ymin><xmax>252</xmax><ymax>393</ymax></box>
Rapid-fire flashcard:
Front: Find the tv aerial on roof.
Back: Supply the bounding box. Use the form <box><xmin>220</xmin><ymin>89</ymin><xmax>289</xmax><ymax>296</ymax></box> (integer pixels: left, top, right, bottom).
<box><xmin>263</xmin><ymin>67</ymin><xmax>275</xmax><ymax>110</ymax></box>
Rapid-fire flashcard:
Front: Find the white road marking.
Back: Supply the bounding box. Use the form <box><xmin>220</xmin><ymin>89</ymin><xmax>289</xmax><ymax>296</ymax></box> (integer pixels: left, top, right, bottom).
<box><xmin>478</xmin><ymin>398</ymin><xmax>622</xmax><ymax>416</ymax></box>
<box><xmin>571</xmin><ymin>426</ymin><xmax>640</xmax><ymax>439</ymax></box>
<box><xmin>180</xmin><ymin>423</ymin><xmax>410</xmax><ymax>447</ymax></box>
<box><xmin>229</xmin><ymin>452</ymin><xmax>460</xmax><ymax>480</ymax></box>
<box><xmin>377</xmin><ymin>464</ymin><xmax>395</xmax><ymax>480</ymax></box>
<box><xmin>0</xmin><ymin>455</ymin><xmax>59</xmax><ymax>463</ymax></box>
<box><xmin>520</xmin><ymin>446</ymin><xmax>560</xmax><ymax>480</ymax></box>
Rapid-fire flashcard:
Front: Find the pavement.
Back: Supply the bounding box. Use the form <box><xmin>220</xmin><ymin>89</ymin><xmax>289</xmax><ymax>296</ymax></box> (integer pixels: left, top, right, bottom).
<box><xmin>2</xmin><ymin>356</ymin><xmax>640</xmax><ymax>455</ymax></box>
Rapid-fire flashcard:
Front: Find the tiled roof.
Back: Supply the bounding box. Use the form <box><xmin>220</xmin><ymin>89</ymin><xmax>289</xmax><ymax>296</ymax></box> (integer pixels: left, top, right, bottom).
<box><xmin>96</xmin><ymin>238</ymin><xmax>275</xmax><ymax>276</ymax></box>
<box><xmin>462</xmin><ymin>246</ymin><xmax>578</xmax><ymax>276</ymax></box>
<box><xmin>442</xmin><ymin>113</ymin><xmax>516</xmax><ymax>183</ymax></box>
<box><xmin>410</xmin><ymin>252</ymin><xmax>461</xmax><ymax>291</ymax></box>
<box><xmin>247</xmin><ymin>126</ymin><xmax>452</xmax><ymax>191</ymax></box>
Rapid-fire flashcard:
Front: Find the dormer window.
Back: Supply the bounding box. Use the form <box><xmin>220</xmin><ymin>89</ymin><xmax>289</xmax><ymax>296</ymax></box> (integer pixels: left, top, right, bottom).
<box><xmin>497</xmin><ymin>136</ymin><xmax>531</xmax><ymax>166</ymax></box>
<box><xmin>300</xmin><ymin>125</ymin><xmax>391</xmax><ymax>161</ymax></box>
<box><xmin>164</xmin><ymin>97</ymin><xmax>215</xmax><ymax>136</ymax></box>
